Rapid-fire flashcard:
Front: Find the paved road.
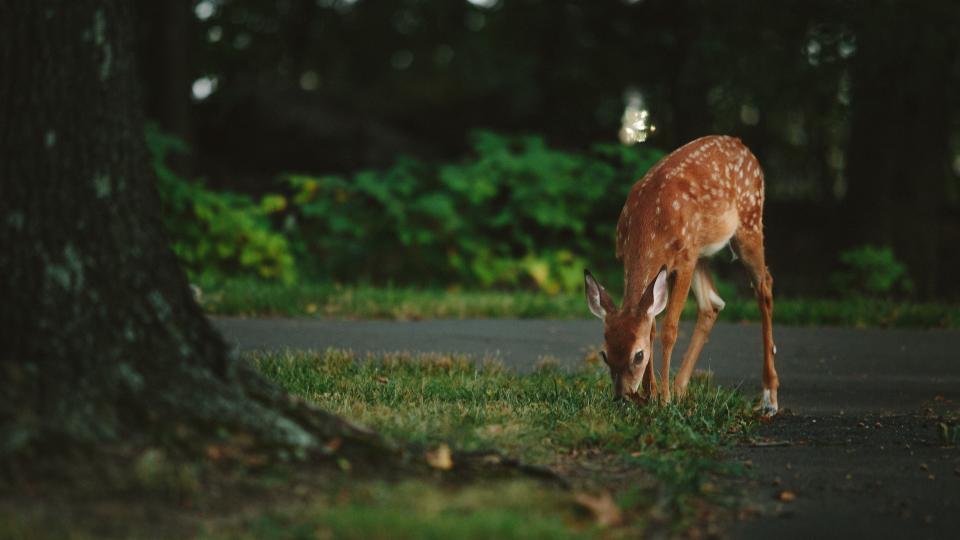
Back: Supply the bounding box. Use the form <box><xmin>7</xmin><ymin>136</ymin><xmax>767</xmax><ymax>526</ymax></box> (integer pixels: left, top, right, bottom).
<box><xmin>213</xmin><ymin>317</ymin><xmax>960</xmax><ymax>538</ymax></box>
<box><xmin>214</xmin><ymin>318</ymin><xmax>959</xmax><ymax>413</ymax></box>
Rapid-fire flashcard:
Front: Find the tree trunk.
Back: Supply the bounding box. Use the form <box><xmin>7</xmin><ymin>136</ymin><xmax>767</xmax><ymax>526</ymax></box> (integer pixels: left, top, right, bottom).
<box><xmin>0</xmin><ymin>0</ymin><xmax>388</xmax><ymax>464</ymax></box>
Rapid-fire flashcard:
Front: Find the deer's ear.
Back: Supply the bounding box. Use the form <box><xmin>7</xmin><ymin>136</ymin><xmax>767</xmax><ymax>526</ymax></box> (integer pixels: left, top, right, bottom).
<box><xmin>640</xmin><ymin>268</ymin><xmax>669</xmax><ymax>317</ymax></box>
<box><xmin>584</xmin><ymin>269</ymin><xmax>617</xmax><ymax>319</ymax></box>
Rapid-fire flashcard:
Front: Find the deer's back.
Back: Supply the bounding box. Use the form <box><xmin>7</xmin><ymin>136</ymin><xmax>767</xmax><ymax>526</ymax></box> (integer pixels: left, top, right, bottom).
<box><xmin>616</xmin><ymin>136</ymin><xmax>765</xmax><ymax>279</ymax></box>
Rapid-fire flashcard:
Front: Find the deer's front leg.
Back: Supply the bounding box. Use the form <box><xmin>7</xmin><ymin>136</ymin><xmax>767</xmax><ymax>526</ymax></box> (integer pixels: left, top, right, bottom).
<box><xmin>658</xmin><ymin>264</ymin><xmax>695</xmax><ymax>403</ymax></box>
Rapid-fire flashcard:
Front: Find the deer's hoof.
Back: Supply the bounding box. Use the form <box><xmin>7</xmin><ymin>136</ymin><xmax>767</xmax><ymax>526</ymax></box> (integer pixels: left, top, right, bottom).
<box><xmin>758</xmin><ymin>389</ymin><xmax>779</xmax><ymax>417</ymax></box>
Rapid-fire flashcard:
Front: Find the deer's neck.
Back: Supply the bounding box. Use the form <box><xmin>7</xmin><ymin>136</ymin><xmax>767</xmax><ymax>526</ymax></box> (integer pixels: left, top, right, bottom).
<box><xmin>622</xmin><ymin>253</ymin><xmax>670</xmax><ymax>310</ymax></box>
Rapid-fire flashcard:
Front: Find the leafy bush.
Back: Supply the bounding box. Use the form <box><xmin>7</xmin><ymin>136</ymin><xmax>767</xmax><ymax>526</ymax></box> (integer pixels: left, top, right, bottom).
<box><xmin>829</xmin><ymin>245</ymin><xmax>912</xmax><ymax>298</ymax></box>
<box><xmin>284</xmin><ymin>131</ymin><xmax>663</xmax><ymax>292</ymax></box>
<box><xmin>147</xmin><ymin>125</ymin><xmax>296</xmax><ymax>284</ymax></box>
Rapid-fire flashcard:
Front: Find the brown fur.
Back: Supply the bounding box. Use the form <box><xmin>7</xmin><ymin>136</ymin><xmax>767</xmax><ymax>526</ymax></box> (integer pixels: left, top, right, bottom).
<box><xmin>588</xmin><ymin>135</ymin><xmax>780</xmax><ymax>411</ymax></box>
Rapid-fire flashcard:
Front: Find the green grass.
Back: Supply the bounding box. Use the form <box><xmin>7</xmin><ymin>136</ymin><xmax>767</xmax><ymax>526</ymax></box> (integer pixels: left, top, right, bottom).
<box><xmin>253</xmin><ymin>350</ymin><xmax>752</xmax><ymax>460</ymax></box>
<box><xmin>198</xmin><ymin>279</ymin><xmax>960</xmax><ymax>328</ymax></box>
<box><xmin>198</xmin><ymin>280</ymin><xmax>582</xmax><ymax>319</ymax></box>
<box><xmin>233</xmin><ymin>349</ymin><xmax>757</xmax><ymax>538</ymax></box>
<box><xmin>1</xmin><ymin>350</ymin><xmax>756</xmax><ymax>538</ymax></box>
<box><xmin>202</xmin><ymin>480</ymin><xmax>583</xmax><ymax>540</ymax></box>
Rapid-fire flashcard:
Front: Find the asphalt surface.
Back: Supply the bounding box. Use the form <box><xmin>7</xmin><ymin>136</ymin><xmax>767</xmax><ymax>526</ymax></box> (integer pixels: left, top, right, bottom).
<box><xmin>213</xmin><ymin>317</ymin><xmax>960</xmax><ymax>538</ymax></box>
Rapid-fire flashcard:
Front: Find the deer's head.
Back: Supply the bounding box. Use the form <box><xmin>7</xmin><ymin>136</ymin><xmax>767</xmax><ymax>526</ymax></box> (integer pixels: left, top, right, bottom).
<box><xmin>583</xmin><ymin>268</ymin><xmax>668</xmax><ymax>401</ymax></box>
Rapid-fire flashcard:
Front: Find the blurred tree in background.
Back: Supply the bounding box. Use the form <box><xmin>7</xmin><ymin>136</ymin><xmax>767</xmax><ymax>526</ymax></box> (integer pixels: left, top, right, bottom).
<box><xmin>135</xmin><ymin>0</ymin><xmax>960</xmax><ymax>299</ymax></box>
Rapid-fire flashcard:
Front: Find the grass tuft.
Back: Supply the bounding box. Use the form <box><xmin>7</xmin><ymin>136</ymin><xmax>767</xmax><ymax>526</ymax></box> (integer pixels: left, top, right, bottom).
<box><xmin>242</xmin><ymin>349</ymin><xmax>757</xmax><ymax>537</ymax></box>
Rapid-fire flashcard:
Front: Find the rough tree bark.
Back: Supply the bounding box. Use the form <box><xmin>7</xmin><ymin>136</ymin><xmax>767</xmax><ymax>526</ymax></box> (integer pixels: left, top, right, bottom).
<box><xmin>0</xmin><ymin>0</ymin><xmax>388</xmax><ymax>465</ymax></box>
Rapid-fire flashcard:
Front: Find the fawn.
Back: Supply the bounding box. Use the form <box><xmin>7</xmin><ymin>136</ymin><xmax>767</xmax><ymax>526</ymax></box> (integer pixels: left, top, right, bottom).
<box><xmin>584</xmin><ymin>135</ymin><xmax>779</xmax><ymax>416</ymax></box>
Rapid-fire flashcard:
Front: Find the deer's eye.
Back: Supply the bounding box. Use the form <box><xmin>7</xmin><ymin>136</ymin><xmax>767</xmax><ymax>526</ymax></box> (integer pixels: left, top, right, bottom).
<box><xmin>600</xmin><ymin>351</ymin><xmax>608</xmax><ymax>363</ymax></box>
<box><xmin>633</xmin><ymin>350</ymin><xmax>644</xmax><ymax>365</ymax></box>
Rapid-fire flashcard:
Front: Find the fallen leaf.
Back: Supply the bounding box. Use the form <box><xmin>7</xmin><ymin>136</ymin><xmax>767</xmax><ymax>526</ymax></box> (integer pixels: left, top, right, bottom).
<box><xmin>374</xmin><ymin>375</ymin><xmax>389</xmax><ymax>384</ymax></box>
<box><xmin>574</xmin><ymin>491</ymin><xmax>622</xmax><ymax>527</ymax></box>
<box><xmin>325</xmin><ymin>437</ymin><xmax>342</xmax><ymax>453</ymax></box>
<box><xmin>205</xmin><ymin>445</ymin><xmax>223</xmax><ymax>460</ymax></box>
<box><xmin>778</xmin><ymin>490</ymin><xmax>796</xmax><ymax>502</ymax></box>
<box><xmin>426</xmin><ymin>444</ymin><xmax>453</xmax><ymax>470</ymax></box>
<box><xmin>243</xmin><ymin>453</ymin><xmax>269</xmax><ymax>467</ymax></box>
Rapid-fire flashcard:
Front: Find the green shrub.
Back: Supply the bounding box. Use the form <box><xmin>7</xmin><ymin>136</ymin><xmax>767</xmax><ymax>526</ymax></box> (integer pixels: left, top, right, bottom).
<box><xmin>147</xmin><ymin>125</ymin><xmax>296</xmax><ymax>284</ymax></box>
<box><xmin>830</xmin><ymin>245</ymin><xmax>912</xmax><ymax>298</ymax></box>
<box><xmin>284</xmin><ymin>131</ymin><xmax>663</xmax><ymax>292</ymax></box>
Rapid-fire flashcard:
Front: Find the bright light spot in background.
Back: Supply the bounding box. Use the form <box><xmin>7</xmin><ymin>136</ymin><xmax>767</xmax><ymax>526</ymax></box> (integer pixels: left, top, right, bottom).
<box><xmin>466</xmin><ymin>0</ymin><xmax>499</xmax><ymax>8</ymax></box>
<box><xmin>619</xmin><ymin>89</ymin><xmax>655</xmax><ymax>145</ymax></box>
<box><xmin>192</xmin><ymin>76</ymin><xmax>218</xmax><ymax>101</ymax></box>
<box><xmin>317</xmin><ymin>0</ymin><xmax>360</xmax><ymax>12</ymax></box>
<box><xmin>953</xmin><ymin>155</ymin><xmax>960</xmax><ymax>177</ymax></box>
<box><xmin>207</xmin><ymin>26</ymin><xmax>222</xmax><ymax>43</ymax></box>
<box><xmin>300</xmin><ymin>70</ymin><xmax>320</xmax><ymax>91</ymax></box>
<box><xmin>806</xmin><ymin>38</ymin><xmax>821</xmax><ymax>66</ymax></box>
<box><xmin>194</xmin><ymin>0</ymin><xmax>217</xmax><ymax>21</ymax></box>
<box><xmin>838</xmin><ymin>38</ymin><xmax>856</xmax><ymax>58</ymax></box>
<box><xmin>740</xmin><ymin>104</ymin><xmax>760</xmax><ymax>126</ymax></box>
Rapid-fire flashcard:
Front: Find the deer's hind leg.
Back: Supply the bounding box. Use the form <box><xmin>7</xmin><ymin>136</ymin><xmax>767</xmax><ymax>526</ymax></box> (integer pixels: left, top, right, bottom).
<box><xmin>673</xmin><ymin>260</ymin><xmax>725</xmax><ymax>398</ymax></box>
<box><xmin>733</xmin><ymin>228</ymin><xmax>779</xmax><ymax>416</ymax></box>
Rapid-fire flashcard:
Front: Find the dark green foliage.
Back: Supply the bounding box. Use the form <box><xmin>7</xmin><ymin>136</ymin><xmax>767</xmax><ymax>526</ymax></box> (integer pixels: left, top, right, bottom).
<box><xmin>829</xmin><ymin>245</ymin><xmax>912</xmax><ymax>298</ymax></box>
<box><xmin>284</xmin><ymin>131</ymin><xmax>663</xmax><ymax>291</ymax></box>
<box><xmin>147</xmin><ymin>125</ymin><xmax>296</xmax><ymax>284</ymax></box>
